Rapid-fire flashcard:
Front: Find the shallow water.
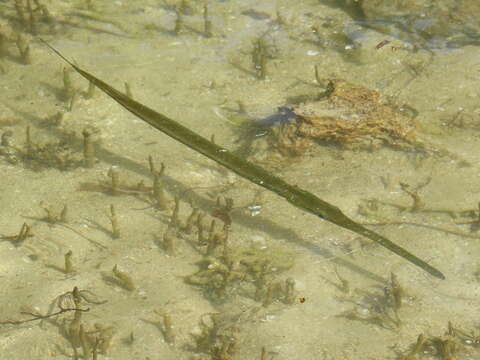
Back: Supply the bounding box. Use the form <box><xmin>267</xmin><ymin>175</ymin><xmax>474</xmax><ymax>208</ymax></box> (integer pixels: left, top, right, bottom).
<box><xmin>1</xmin><ymin>1</ymin><xmax>480</xmax><ymax>359</ymax></box>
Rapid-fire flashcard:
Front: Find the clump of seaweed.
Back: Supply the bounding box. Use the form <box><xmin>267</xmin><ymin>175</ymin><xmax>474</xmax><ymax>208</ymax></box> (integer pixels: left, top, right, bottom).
<box><xmin>155</xmin><ymin>196</ymin><xmax>296</xmax><ymax>304</ymax></box>
<box><xmin>0</xmin><ymin>286</ymin><xmax>110</xmax><ymax>359</ymax></box>
<box><xmin>231</xmin><ymin>106</ymin><xmax>311</xmax><ymax>168</ymax></box>
<box><xmin>229</xmin><ymin>34</ymin><xmax>278</xmax><ymax>80</ymax></box>
<box><xmin>184</xmin><ymin>237</ymin><xmax>295</xmax><ymax>304</ymax></box>
<box><xmin>190</xmin><ymin>312</ymin><xmax>241</xmax><ymax>360</ymax></box>
<box><xmin>398</xmin><ymin>321</ymin><xmax>480</xmax><ymax>360</ymax></box>
<box><xmin>23</xmin><ymin>140</ymin><xmax>81</xmax><ymax>170</ymax></box>
<box><xmin>337</xmin><ymin>272</ymin><xmax>408</xmax><ymax>330</ymax></box>
<box><xmin>0</xmin><ymin>126</ymin><xmax>83</xmax><ymax>171</ymax></box>
<box><xmin>12</xmin><ymin>0</ymin><xmax>55</xmax><ymax>35</ymax></box>
<box><xmin>238</xmin><ymin>78</ymin><xmax>465</xmax><ymax>167</ymax></box>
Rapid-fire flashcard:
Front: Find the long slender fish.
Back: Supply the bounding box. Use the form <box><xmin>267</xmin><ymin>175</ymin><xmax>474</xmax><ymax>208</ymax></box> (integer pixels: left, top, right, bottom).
<box><xmin>40</xmin><ymin>40</ymin><xmax>445</xmax><ymax>279</ymax></box>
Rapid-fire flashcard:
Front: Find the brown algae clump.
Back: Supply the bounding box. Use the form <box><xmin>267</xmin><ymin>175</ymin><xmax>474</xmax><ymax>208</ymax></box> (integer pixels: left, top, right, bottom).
<box><xmin>247</xmin><ymin>80</ymin><xmax>463</xmax><ymax>164</ymax></box>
